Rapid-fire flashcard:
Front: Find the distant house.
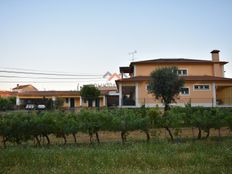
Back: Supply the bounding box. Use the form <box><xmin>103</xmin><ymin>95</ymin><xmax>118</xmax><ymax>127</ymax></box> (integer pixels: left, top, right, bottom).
<box><xmin>116</xmin><ymin>50</ymin><xmax>232</xmax><ymax>107</ymax></box>
<box><xmin>12</xmin><ymin>84</ymin><xmax>38</xmax><ymax>93</ymax></box>
<box><xmin>0</xmin><ymin>91</ymin><xmax>16</xmax><ymax>97</ymax></box>
<box><xmin>16</xmin><ymin>87</ymin><xmax>119</xmax><ymax>109</ymax></box>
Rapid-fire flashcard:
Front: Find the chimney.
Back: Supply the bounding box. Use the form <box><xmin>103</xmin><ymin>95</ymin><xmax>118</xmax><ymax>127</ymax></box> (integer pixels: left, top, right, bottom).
<box><xmin>211</xmin><ymin>50</ymin><xmax>220</xmax><ymax>62</ymax></box>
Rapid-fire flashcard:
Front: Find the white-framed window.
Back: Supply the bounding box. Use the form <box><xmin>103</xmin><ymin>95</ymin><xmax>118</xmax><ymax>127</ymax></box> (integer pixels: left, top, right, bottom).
<box><xmin>180</xmin><ymin>87</ymin><xmax>190</xmax><ymax>95</ymax></box>
<box><xmin>177</xmin><ymin>69</ymin><xmax>188</xmax><ymax>76</ymax></box>
<box><xmin>193</xmin><ymin>84</ymin><xmax>210</xmax><ymax>90</ymax></box>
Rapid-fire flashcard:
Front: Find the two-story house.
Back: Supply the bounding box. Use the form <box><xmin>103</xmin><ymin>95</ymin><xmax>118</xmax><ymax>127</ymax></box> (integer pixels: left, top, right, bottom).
<box><xmin>116</xmin><ymin>50</ymin><xmax>232</xmax><ymax>107</ymax></box>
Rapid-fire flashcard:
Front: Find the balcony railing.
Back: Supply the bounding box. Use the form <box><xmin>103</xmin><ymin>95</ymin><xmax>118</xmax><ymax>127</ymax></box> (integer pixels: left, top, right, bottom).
<box><xmin>122</xmin><ymin>98</ymin><xmax>136</xmax><ymax>106</ymax></box>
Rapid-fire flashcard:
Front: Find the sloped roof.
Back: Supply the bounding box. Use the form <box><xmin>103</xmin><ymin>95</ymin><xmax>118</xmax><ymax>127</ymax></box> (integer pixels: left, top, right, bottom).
<box><xmin>183</xmin><ymin>76</ymin><xmax>232</xmax><ymax>81</ymax></box>
<box><xmin>130</xmin><ymin>58</ymin><xmax>228</xmax><ymax>65</ymax></box>
<box><xmin>18</xmin><ymin>91</ymin><xmax>81</xmax><ymax>97</ymax></box>
<box><xmin>12</xmin><ymin>84</ymin><xmax>38</xmax><ymax>90</ymax></box>
<box><xmin>116</xmin><ymin>76</ymin><xmax>232</xmax><ymax>83</ymax></box>
<box><xmin>0</xmin><ymin>91</ymin><xmax>17</xmax><ymax>97</ymax></box>
<box><xmin>116</xmin><ymin>76</ymin><xmax>150</xmax><ymax>83</ymax></box>
<box><xmin>17</xmin><ymin>89</ymin><xmax>114</xmax><ymax>97</ymax></box>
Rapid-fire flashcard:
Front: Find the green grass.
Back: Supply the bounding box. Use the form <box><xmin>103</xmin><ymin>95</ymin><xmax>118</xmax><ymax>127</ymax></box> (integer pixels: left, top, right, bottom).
<box><xmin>1</xmin><ymin>139</ymin><xmax>232</xmax><ymax>174</ymax></box>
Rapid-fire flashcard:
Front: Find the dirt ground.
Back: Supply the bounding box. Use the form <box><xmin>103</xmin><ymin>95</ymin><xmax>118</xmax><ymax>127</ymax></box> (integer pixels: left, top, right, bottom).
<box><xmin>46</xmin><ymin>127</ymin><xmax>232</xmax><ymax>145</ymax></box>
<box><xmin>0</xmin><ymin>127</ymin><xmax>231</xmax><ymax>146</ymax></box>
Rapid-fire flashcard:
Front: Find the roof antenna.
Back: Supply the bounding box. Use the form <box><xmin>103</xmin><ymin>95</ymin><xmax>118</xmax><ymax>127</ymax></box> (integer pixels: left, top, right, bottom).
<box><xmin>128</xmin><ymin>50</ymin><xmax>137</xmax><ymax>62</ymax></box>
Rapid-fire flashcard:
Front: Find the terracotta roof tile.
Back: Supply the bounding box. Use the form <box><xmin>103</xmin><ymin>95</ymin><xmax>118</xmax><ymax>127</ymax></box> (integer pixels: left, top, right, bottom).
<box><xmin>130</xmin><ymin>58</ymin><xmax>228</xmax><ymax>65</ymax></box>
<box><xmin>182</xmin><ymin>76</ymin><xmax>232</xmax><ymax>81</ymax></box>
<box><xmin>0</xmin><ymin>91</ymin><xmax>17</xmax><ymax>97</ymax></box>
<box><xmin>17</xmin><ymin>89</ymin><xmax>113</xmax><ymax>97</ymax></box>
<box><xmin>18</xmin><ymin>91</ymin><xmax>80</xmax><ymax>97</ymax></box>
<box><xmin>116</xmin><ymin>76</ymin><xmax>232</xmax><ymax>83</ymax></box>
<box><xmin>12</xmin><ymin>84</ymin><xmax>38</xmax><ymax>90</ymax></box>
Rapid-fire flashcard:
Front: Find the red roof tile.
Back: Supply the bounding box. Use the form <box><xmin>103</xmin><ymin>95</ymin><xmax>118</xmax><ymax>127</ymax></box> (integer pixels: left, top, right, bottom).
<box><xmin>17</xmin><ymin>89</ymin><xmax>113</xmax><ymax>97</ymax></box>
<box><xmin>18</xmin><ymin>91</ymin><xmax>80</xmax><ymax>97</ymax></box>
<box><xmin>116</xmin><ymin>76</ymin><xmax>232</xmax><ymax>83</ymax></box>
<box><xmin>12</xmin><ymin>84</ymin><xmax>38</xmax><ymax>90</ymax></box>
<box><xmin>130</xmin><ymin>58</ymin><xmax>227</xmax><ymax>65</ymax></box>
<box><xmin>0</xmin><ymin>91</ymin><xmax>17</xmax><ymax>97</ymax></box>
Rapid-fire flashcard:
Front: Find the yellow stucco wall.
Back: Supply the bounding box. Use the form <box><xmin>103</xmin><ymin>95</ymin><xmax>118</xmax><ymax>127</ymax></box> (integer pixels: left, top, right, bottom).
<box><xmin>75</xmin><ymin>98</ymin><xmax>80</xmax><ymax>107</ymax></box>
<box><xmin>217</xmin><ymin>87</ymin><xmax>232</xmax><ymax>104</ymax></box>
<box><xmin>18</xmin><ymin>95</ymin><xmax>107</xmax><ymax>108</ymax></box>
<box><xmin>213</xmin><ymin>63</ymin><xmax>223</xmax><ymax>77</ymax></box>
<box><xmin>135</xmin><ymin>63</ymin><xmax>223</xmax><ymax>77</ymax></box>
<box><xmin>136</xmin><ymin>81</ymin><xmax>214</xmax><ymax>105</ymax></box>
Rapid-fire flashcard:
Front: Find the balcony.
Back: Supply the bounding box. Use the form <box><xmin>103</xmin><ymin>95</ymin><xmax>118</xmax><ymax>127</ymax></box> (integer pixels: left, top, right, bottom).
<box><xmin>121</xmin><ymin>86</ymin><xmax>136</xmax><ymax>106</ymax></box>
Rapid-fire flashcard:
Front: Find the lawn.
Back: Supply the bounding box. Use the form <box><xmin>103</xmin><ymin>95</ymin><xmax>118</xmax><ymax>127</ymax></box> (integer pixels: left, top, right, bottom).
<box><xmin>1</xmin><ymin>139</ymin><xmax>232</xmax><ymax>174</ymax></box>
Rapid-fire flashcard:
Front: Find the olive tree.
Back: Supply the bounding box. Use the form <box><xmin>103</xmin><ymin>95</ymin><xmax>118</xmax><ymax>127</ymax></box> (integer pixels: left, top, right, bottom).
<box><xmin>148</xmin><ymin>67</ymin><xmax>184</xmax><ymax>140</ymax></box>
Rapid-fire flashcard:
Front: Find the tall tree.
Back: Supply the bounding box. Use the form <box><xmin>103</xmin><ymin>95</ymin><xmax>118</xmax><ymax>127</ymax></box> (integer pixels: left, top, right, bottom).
<box><xmin>80</xmin><ymin>85</ymin><xmax>100</xmax><ymax>107</ymax></box>
<box><xmin>148</xmin><ymin>66</ymin><xmax>184</xmax><ymax>141</ymax></box>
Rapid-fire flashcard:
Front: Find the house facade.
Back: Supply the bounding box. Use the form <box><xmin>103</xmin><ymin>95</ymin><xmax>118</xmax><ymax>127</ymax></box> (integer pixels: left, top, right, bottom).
<box><xmin>116</xmin><ymin>50</ymin><xmax>232</xmax><ymax>107</ymax></box>
<box><xmin>15</xmin><ymin>87</ymin><xmax>118</xmax><ymax>109</ymax></box>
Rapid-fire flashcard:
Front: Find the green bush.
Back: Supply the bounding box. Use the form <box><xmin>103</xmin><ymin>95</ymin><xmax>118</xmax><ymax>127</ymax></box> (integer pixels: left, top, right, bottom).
<box><xmin>0</xmin><ymin>97</ymin><xmax>16</xmax><ymax>111</ymax></box>
<box><xmin>0</xmin><ymin>106</ymin><xmax>232</xmax><ymax>147</ymax></box>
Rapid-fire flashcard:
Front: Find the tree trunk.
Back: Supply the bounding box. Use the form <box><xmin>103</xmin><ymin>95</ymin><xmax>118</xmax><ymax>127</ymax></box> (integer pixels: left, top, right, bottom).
<box><xmin>121</xmin><ymin>132</ymin><xmax>126</xmax><ymax>144</ymax></box>
<box><xmin>2</xmin><ymin>136</ymin><xmax>7</xmax><ymax>148</ymax></box>
<box><xmin>164</xmin><ymin>104</ymin><xmax>170</xmax><ymax>111</ymax></box>
<box><xmin>218</xmin><ymin>128</ymin><xmax>221</xmax><ymax>142</ymax></box>
<box><xmin>205</xmin><ymin>129</ymin><xmax>210</xmax><ymax>139</ymax></box>
<box><xmin>121</xmin><ymin>132</ymin><xmax>124</xmax><ymax>144</ymax></box>
<box><xmin>35</xmin><ymin>136</ymin><xmax>41</xmax><ymax>146</ymax></box>
<box><xmin>144</xmin><ymin>130</ymin><xmax>150</xmax><ymax>142</ymax></box>
<box><xmin>165</xmin><ymin>127</ymin><xmax>174</xmax><ymax>141</ymax></box>
<box><xmin>192</xmin><ymin>127</ymin><xmax>195</xmax><ymax>138</ymax></box>
<box><xmin>197</xmin><ymin>128</ymin><xmax>202</xmax><ymax>140</ymax></box>
<box><xmin>62</xmin><ymin>134</ymin><xmax>67</xmax><ymax>145</ymax></box>
<box><xmin>95</xmin><ymin>132</ymin><xmax>100</xmax><ymax>144</ymax></box>
<box><xmin>72</xmin><ymin>133</ymin><xmax>77</xmax><ymax>143</ymax></box>
<box><xmin>44</xmin><ymin>134</ymin><xmax>50</xmax><ymax>145</ymax></box>
<box><xmin>41</xmin><ymin>135</ymin><xmax>45</xmax><ymax>145</ymax></box>
<box><xmin>218</xmin><ymin>128</ymin><xmax>221</xmax><ymax>138</ymax></box>
<box><xmin>16</xmin><ymin>138</ymin><xmax>21</xmax><ymax>145</ymax></box>
<box><xmin>89</xmin><ymin>133</ymin><xmax>93</xmax><ymax>144</ymax></box>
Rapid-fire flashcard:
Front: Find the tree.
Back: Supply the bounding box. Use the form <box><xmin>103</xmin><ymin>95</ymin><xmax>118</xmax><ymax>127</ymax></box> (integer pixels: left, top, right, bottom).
<box><xmin>80</xmin><ymin>85</ymin><xmax>100</xmax><ymax>107</ymax></box>
<box><xmin>54</xmin><ymin>97</ymin><xmax>64</xmax><ymax>109</ymax></box>
<box><xmin>148</xmin><ymin>67</ymin><xmax>184</xmax><ymax>141</ymax></box>
<box><xmin>0</xmin><ymin>97</ymin><xmax>16</xmax><ymax>111</ymax></box>
<box><xmin>148</xmin><ymin>67</ymin><xmax>184</xmax><ymax>111</ymax></box>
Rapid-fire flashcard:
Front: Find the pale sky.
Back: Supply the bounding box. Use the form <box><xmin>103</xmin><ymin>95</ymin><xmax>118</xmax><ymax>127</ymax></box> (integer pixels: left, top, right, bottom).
<box><xmin>1</xmin><ymin>0</ymin><xmax>232</xmax><ymax>90</ymax></box>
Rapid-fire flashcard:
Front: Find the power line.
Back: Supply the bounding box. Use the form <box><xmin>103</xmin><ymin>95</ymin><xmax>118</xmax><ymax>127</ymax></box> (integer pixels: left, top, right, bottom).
<box><xmin>0</xmin><ymin>81</ymin><xmax>106</xmax><ymax>83</ymax></box>
<box><xmin>0</xmin><ymin>70</ymin><xmax>103</xmax><ymax>77</ymax></box>
<box><xmin>0</xmin><ymin>75</ymin><xmax>103</xmax><ymax>80</ymax></box>
<box><xmin>0</xmin><ymin>67</ymin><xmax>103</xmax><ymax>75</ymax></box>
<box><xmin>0</xmin><ymin>66</ymin><xmax>74</xmax><ymax>73</ymax></box>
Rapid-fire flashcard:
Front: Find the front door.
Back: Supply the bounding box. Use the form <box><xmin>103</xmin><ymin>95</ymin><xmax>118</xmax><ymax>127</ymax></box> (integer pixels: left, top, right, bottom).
<box><xmin>70</xmin><ymin>98</ymin><xmax>75</xmax><ymax>108</ymax></box>
<box><xmin>95</xmin><ymin>98</ymin><xmax>100</xmax><ymax>108</ymax></box>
